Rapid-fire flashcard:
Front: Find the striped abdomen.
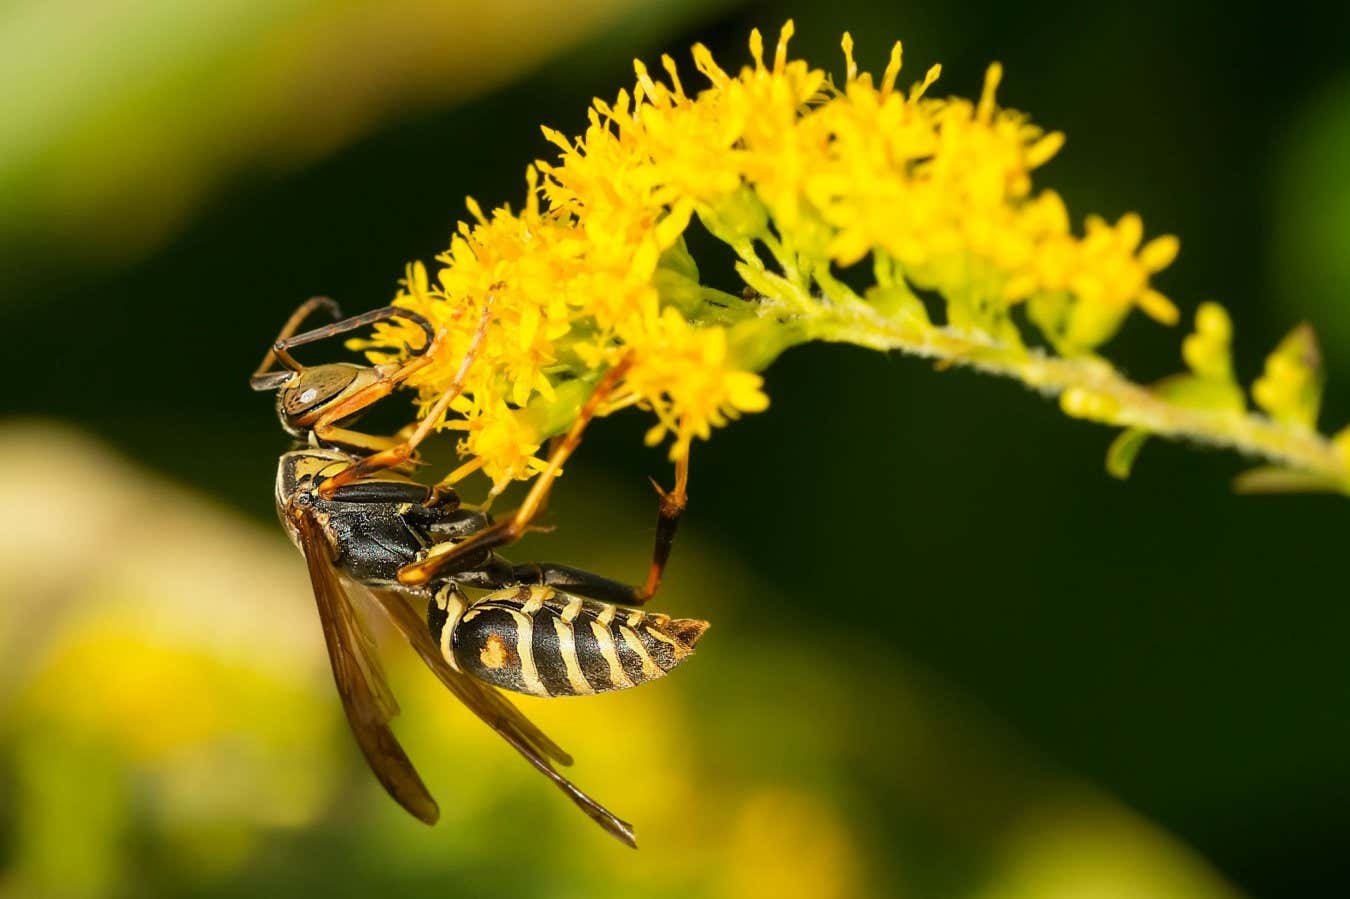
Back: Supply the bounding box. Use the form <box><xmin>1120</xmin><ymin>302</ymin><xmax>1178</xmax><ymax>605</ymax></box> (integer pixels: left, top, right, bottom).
<box><xmin>427</xmin><ymin>585</ymin><xmax>708</xmax><ymax>697</ymax></box>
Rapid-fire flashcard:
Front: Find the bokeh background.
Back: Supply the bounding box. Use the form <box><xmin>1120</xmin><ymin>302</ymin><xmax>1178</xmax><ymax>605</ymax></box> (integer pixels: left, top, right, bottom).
<box><xmin>2</xmin><ymin>1</ymin><xmax>1348</xmax><ymax>897</ymax></box>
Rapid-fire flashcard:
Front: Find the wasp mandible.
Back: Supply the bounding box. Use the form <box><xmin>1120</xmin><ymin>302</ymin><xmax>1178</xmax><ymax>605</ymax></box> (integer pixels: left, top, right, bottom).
<box><xmin>252</xmin><ymin>298</ymin><xmax>707</xmax><ymax>847</ymax></box>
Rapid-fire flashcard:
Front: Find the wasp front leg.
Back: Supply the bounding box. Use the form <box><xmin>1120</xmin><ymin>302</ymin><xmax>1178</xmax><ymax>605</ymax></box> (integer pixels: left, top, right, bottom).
<box><xmin>257</xmin><ymin>303</ymin><xmax>448</xmax><ymax>462</ymax></box>
<box><xmin>317</xmin><ymin>302</ymin><xmax>493</xmax><ymax>498</ymax></box>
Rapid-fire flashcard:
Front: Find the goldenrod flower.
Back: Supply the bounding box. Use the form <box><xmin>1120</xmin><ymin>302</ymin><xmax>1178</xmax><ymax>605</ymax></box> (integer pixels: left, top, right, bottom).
<box><xmin>619</xmin><ymin>306</ymin><xmax>769</xmax><ymax>458</ymax></box>
<box><xmin>443</xmin><ymin>395</ymin><xmax>550</xmax><ymax>491</ymax></box>
<box><xmin>358</xmin><ymin>23</ymin><xmax>1349</xmax><ymax>496</ymax></box>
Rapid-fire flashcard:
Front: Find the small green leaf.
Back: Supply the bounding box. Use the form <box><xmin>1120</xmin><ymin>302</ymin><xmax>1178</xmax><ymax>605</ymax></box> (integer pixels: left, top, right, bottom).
<box><xmin>1106</xmin><ymin>428</ymin><xmax>1150</xmax><ymax>479</ymax></box>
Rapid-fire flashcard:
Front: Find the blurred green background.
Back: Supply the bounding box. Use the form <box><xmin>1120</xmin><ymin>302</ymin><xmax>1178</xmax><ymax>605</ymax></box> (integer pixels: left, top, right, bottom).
<box><xmin>2</xmin><ymin>1</ymin><xmax>1347</xmax><ymax>897</ymax></box>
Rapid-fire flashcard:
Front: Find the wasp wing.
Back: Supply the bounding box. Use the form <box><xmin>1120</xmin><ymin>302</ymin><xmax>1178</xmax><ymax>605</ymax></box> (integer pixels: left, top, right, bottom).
<box><xmin>296</xmin><ymin>510</ymin><xmax>439</xmax><ymax>825</ymax></box>
<box><xmin>344</xmin><ymin>577</ymin><xmax>401</xmax><ymax>722</ymax></box>
<box><xmin>361</xmin><ymin>586</ymin><xmax>573</xmax><ymax>767</ymax></box>
<box><xmin>366</xmin><ymin>587</ymin><xmax>637</xmax><ymax>848</ymax></box>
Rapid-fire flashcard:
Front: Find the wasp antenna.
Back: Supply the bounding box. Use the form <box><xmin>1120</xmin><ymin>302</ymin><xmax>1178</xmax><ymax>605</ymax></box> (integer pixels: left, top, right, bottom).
<box><xmin>253</xmin><ymin>296</ymin><xmax>345</xmax><ymax>382</ymax></box>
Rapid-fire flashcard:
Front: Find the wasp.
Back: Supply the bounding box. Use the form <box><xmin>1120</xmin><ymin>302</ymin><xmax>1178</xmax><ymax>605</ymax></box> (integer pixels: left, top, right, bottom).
<box><xmin>251</xmin><ymin>297</ymin><xmax>706</xmax><ymax>846</ymax></box>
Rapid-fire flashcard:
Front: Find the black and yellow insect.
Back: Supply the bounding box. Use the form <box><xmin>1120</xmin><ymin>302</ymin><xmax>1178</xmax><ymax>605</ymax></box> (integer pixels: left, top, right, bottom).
<box><xmin>252</xmin><ymin>298</ymin><xmax>707</xmax><ymax>847</ymax></box>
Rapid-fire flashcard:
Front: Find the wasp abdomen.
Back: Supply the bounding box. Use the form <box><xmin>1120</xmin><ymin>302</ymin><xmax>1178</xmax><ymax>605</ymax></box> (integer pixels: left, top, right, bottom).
<box><xmin>436</xmin><ymin>586</ymin><xmax>707</xmax><ymax>697</ymax></box>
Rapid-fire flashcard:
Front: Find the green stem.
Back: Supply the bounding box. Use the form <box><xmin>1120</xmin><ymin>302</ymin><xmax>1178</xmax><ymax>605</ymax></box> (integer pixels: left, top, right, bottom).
<box><xmin>803</xmin><ymin>299</ymin><xmax>1348</xmax><ymax>489</ymax></box>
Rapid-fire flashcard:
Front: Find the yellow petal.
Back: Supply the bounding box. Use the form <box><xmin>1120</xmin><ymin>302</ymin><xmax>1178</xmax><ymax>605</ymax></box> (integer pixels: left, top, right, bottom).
<box><xmin>749</xmin><ymin>28</ymin><xmax>765</xmax><ymax>71</ymax></box>
<box><xmin>692</xmin><ymin>43</ymin><xmax>728</xmax><ymax>85</ymax></box>
<box><xmin>880</xmin><ymin>41</ymin><xmax>903</xmax><ymax>95</ymax></box>
<box><xmin>464</xmin><ymin>196</ymin><xmax>487</xmax><ymax>226</ymax></box>
<box><xmin>841</xmin><ymin>33</ymin><xmax>857</xmax><ymax>82</ymax></box>
<box><xmin>977</xmin><ymin>63</ymin><xmax>1002</xmax><ymax>123</ymax></box>
<box><xmin>1139</xmin><ymin>234</ymin><xmax>1180</xmax><ymax>272</ymax></box>
<box><xmin>1116</xmin><ymin>213</ymin><xmax>1143</xmax><ymax>251</ymax></box>
<box><xmin>774</xmin><ymin>20</ymin><xmax>795</xmax><ymax>73</ymax></box>
<box><xmin>1138</xmin><ymin>288</ymin><xmax>1179</xmax><ymax>325</ymax></box>
<box><xmin>1025</xmin><ymin>131</ymin><xmax>1065</xmax><ymax>168</ymax></box>
<box><xmin>911</xmin><ymin>64</ymin><xmax>941</xmax><ymax>100</ymax></box>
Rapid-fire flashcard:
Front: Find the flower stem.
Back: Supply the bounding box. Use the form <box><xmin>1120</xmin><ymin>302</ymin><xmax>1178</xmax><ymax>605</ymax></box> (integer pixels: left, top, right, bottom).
<box><xmin>800</xmin><ymin>300</ymin><xmax>1349</xmax><ymax>490</ymax></box>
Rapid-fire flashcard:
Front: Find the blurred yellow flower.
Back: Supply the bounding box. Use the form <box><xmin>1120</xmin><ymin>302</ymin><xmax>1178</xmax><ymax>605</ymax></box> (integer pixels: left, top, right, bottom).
<box><xmin>718</xmin><ymin>790</ymin><xmax>863</xmax><ymax>899</ymax></box>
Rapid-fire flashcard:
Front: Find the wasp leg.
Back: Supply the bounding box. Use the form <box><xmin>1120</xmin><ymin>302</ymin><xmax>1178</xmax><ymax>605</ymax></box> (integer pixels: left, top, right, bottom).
<box><xmin>495</xmin><ymin>459</ymin><xmax>690</xmax><ymax>603</ymax></box>
<box><xmin>396</xmin><ymin>357</ymin><xmax>634</xmax><ymax>587</ymax></box>
<box><xmin>499</xmin><ymin>563</ymin><xmax>659</xmax><ymax>607</ymax></box>
<box><xmin>639</xmin><ymin>452</ymin><xmax>689</xmax><ymax>602</ymax></box>
<box><xmin>265</xmin><ymin>304</ymin><xmax>443</xmax><ymax>465</ymax></box>
<box><xmin>317</xmin><ymin>302</ymin><xmax>492</xmax><ymax>497</ymax></box>
<box><xmin>457</xmin><ymin>454</ymin><xmax>687</xmax><ymax>605</ymax></box>
<box><xmin>320</xmin><ymin>478</ymin><xmax>446</xmax><ymax>508</ymax></box>
<box><xmin>308</xmin><ymin>426</ymin><xmax>408</xmax><ymax>457</ymax></box>
<box><xmin>307</xmin><ymin>341</ymin><xmax>442</xmax><ymax>478</ymax></box>
<box><xmin>256</xmin><ymin>303</ymin><xmax>445</xmax><ymax>459</ymax></box>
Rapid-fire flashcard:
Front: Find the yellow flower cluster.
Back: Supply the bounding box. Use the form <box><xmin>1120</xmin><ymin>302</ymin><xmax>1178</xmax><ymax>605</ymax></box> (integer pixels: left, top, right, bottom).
<box><xmin>359</xmin><ymin>23</ymin><xmax>1183</xmax><ymax>492</ymax></box>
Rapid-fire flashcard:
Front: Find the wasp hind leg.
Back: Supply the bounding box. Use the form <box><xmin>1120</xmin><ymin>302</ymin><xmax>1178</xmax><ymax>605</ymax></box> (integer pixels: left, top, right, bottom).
<box><xmin>525</xmin><ymin>454</ymin><xmax>690</xmax><ymax>605</ymax></box>
<box><xmin>638</xmin><ymin>452</ymin><xmax>689</xmax><ymax>603</ymax></box>
<box><xmin>475</xmin><ymin>452</ymin><xmax>687</xmax><ymax>609</ymax></box>
<box><xmin>502</xmin><ymin>563</ymin><xmax>655</xmax><ymax>607</ymax></box>
<box><xmin>536</xmin><ymin>451</ymin><xmax>691</xmax><ymax>606</ymax></box>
